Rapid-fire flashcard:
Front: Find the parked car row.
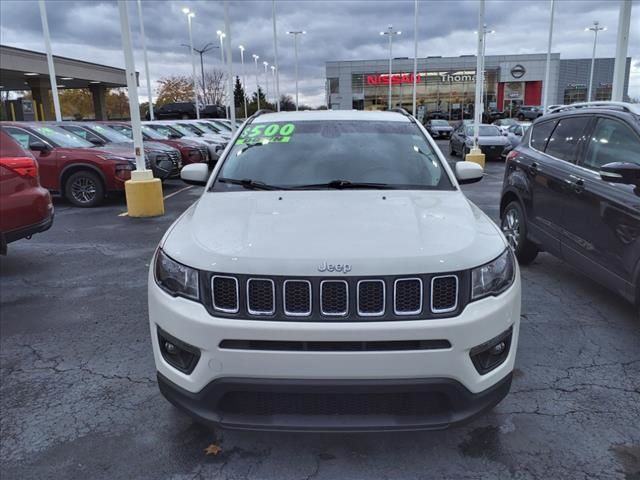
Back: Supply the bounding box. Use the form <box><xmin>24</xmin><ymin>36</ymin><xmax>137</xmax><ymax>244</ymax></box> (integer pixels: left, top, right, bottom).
<box><xmin>146</xmin><ymin>102</ymin><xmax>226</xmax><ymax>120</ymax></box>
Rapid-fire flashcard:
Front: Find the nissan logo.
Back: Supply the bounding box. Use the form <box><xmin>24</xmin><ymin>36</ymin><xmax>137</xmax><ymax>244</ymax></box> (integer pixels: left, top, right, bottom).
<box><xmin>511</xmin><ymin>64</ymin><xmax>526</xmax><ymax>79</ymax></box>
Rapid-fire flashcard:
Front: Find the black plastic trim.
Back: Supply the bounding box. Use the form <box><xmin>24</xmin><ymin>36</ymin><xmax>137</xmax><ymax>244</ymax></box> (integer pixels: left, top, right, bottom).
<box><xmin>157</xmin><ymin>372</ymin><xmax>513</xmax><ymax>432</ymax></box>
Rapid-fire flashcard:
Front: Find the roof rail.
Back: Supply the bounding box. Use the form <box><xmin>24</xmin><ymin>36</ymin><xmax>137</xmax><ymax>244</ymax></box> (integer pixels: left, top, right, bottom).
<box><xmin>245</xmin><ymin>108</ymin><xmax>275</xmax><ymax>124</ymax></box>
<box><xmin>389</xmin><ymin>107</ymin><xmax>411</xmax><ymax>116</ymax></box>
<box><xmin>550</xmin><ymin>101</ymin><xmax>640</xmax><ymax>115</ymax></box>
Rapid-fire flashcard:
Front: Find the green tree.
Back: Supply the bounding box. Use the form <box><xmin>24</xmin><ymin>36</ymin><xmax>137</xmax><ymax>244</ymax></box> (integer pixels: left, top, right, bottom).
<box><xmin>233</xmin><ymin>76</ymin><xmax>246</xmax><ymax>111</ymax></box>
<box><xmin>155</xmin><ymin>75</ymin><xmax>194</xmax><ymax>106</ymax></box>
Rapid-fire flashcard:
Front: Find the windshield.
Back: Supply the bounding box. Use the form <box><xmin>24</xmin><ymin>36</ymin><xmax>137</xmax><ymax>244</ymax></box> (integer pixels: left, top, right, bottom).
<box><xmin>32</xmin><ymin>125</ymin><xmax>94</xmax><ymax>148</ymax></box>
<box><xmin>498</xmin><ymin>119</ymin><xmax>517</xmax><ymax>126</ymax></box>
<box><xmin>165</xmin><ymin>124</ymin><xmax>196</xmax><ymax>137</ymax></box>
<box><xmin>177</xmin><ymin>123</ymin><xmax>206</xmax><ymax>135</ymax></box>
<box><xmin>197</xmin><ymin>122</ymin><xmax>222</xmax><ymax>133</ymax></box>
<box><xmin>466</xmin><ymin>125</ymin><xmax>501</xmax><ymax>137</ymax></box>
<box><xmin>213</xmin><ymin>120</ymin><xmax>453</xmax><ymax>191</ymax></box>
<box><xmin>89</xmin><ymin>124</ymin><xmax>131</xmax><ymax>143</ymax></box>
<box><xmin>212</xmin><ymin>121</ymin><xmax>233</xmax><ymax>132</ymax></box>
<box><xmin>432</xmin><ymin>120</ymin><xmax>449</xmax><ymax>126</ymax></box>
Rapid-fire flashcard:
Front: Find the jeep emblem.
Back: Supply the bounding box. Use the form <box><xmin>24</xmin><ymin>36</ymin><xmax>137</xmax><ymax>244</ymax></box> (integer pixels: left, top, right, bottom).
<box><xmin>318</xmin><ymin>261</ymin><xmax>352</xmax><ymax>274</ymax></box>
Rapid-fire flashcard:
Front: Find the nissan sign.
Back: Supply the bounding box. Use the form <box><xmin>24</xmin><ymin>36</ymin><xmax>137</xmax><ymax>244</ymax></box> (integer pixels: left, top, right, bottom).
<box><xmin>366</xmin><ymin>73</ymin><xmax>422</xmax><ymax>85</ymax></box>
<box><xmin>510</xmin><ymin>64</ymin><xmax>526</xmax><ymax>79</ymax></box>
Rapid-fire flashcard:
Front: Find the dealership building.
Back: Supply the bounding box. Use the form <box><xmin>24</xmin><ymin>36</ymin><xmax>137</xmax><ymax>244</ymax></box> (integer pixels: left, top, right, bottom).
<box><xmin>326</xmin><ymin>53</ymin><xmax>631</xmax><ymax>117</ymax></box>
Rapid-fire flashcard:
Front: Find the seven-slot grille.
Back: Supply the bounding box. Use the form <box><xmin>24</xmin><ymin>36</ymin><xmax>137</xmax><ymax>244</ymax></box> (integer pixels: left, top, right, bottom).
<box><xmin>207</xmin><ymin>274</ymin><xmax>461</xmax><ymax>320</ymax></box>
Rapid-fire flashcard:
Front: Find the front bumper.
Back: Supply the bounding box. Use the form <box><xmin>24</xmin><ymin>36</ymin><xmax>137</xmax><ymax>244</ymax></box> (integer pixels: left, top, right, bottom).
<box><xmin>149</xmin><ymin>267</ymin><xmax>520</xmax><ymax>430</ymax></box>
<box><xmin>158</xmin><ymin>371</ymin><xmax>513</xmax><ymax>431</ymax></box>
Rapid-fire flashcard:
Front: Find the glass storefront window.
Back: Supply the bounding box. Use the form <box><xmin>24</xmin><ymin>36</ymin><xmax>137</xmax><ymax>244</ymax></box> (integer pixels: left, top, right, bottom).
<box><xmin>354</xmin><ymin>69</ymin><xmax>496</xmax><ymax>120</ymax></box>
<box><xmin>328</xmin><ymin>78</ymin><xmax>339</xmax><ymax>94</ymax></box>
<box><xmin>564</xmin><ymin>85</ymin><xmax>587</xmax><ymax>104</ymax></box>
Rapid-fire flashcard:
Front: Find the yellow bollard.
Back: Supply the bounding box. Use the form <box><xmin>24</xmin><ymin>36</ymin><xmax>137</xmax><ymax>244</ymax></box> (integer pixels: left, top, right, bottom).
<box><xmin>9</xmin><ymin>103</ymin><xmax>16</xmax><ymax>121</ymax></box>
<box><xmin>33</xmin><ymin>101</ymin><xmax>39</xmax><ymax>121</ymax></box>
<box><xmin>40</xmin><ymin>104</ymin><xmax>45</xmax><ymax>122</ymax></box>
<box><xmin>465</xmin><ymin>147</ymin><xmax>486</xmax><ymax>169</ymax></box>
<box><xmin>124</xmin><ymin>170</ymin><xmax>164</xmax><ymax>218</ymax></box>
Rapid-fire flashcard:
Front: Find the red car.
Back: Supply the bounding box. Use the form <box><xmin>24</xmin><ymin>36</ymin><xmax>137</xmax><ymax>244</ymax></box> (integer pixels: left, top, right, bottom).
<box><xmin>0</xmin><ymin>130</ymin><xmax>54</xmax><ymax>254</ymax></box>
<box><xmin>1</xmin><ymin>122</ymin><xmax>141</xmax><ymax>207</ymax></box>
<box><xmin>105</xmin><ymin>122</ymin><xmax>211</xmax><ymax>167</ymax></box>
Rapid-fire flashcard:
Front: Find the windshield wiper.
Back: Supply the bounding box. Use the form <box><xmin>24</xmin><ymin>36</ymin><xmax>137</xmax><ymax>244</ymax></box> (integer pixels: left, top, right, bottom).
<box><xmin>217</xmin><ymin>177</ymin><xmax>286</xmax><ymax>190</ymax></box>
<box><xmin>295</xmin><ymin>180</ymin><xmax>397</xmax><ymax>190</ymax></box>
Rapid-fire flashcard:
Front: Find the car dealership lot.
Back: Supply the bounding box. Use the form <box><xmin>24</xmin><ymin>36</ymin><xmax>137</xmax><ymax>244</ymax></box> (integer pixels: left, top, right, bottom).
<box><xmin>1</xmin><ymin>140</ymin><xmax>638</xmax><ymax>480</ymax></box>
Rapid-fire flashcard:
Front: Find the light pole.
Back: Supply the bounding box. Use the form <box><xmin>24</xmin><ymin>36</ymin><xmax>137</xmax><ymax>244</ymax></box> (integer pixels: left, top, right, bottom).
<box><xmin>182</xmin><ymin>8</ymin><xmax>199</xmax><ymax>119</ymax></box>
<box><xmin>287</xmin><ymin>30</ymin><xmax>306</xmax><ymax>111</ymax></box>
<box><xmin>270</xmin><ymin>65</ymin><xmax>276</xmax><ymax>105</ymax></box>
<box><xmin>412</xmin><ymin>0</ymin><xmax>418</xmax><ymax>117</ymax></box>
<box><xmin>137</xmin><ymin>0</ymin><xmax>154</xmax><ymax>120</ymax></box>
<box><xmin>263</xmin><ymin>61</ymin><xmax>270</xmax><ymax>106</ymax></box>
<box><xmin>239</xmin><ymin>45</ymin><xmax>248</xmax><ymax>119</ymax></box>
<box><xmin>223</xmin><ymin>0</ymin><xmax>235</xmax><ymax>132</ymax></box>
<box><xmin>38</xmin><ymin>0</ymin><xmax>61</xmax><ymax>121</ymax></box>
<box><xmin>472</xmin><ymin>0</ymin><xmax>485</xmax><ymax>159</ymax></box>
<box><xmin>542</xmin><ymin>0</ymin><xmax>555</xmax><ymax>114</ymax></box>
<box><xmin>586</xmin><ymin>21</ymin><xmax>606</xmax><ymax>102</ymax></box>
<box><xmin>271</xmin><ymin>0</ymin><xmax>280</xmax><ymax>111</ymax></box>
<box><xmin>252</xmin><ymin>54</ymin><xmax>261</xmax><ymax>110</ymax></box>
<box><xmin>217</xmin><ymin>30</ymin><xmax>229</xmax><ymax>118</ymax></box>
<box><xmin>612</xmin><ymin>0</ymin><xmax>632</xmax><ymax>102</ymax></box>
<box><xmin>181</xmin><ymin>43</ymin><xmax>216</xmax><ymax>105</ymax></box>
<box><xmin>380</xmin><ymin>25</ymin><xmax>401</xmax><ymax>110</ymax></box>
<box><xmin>474</xmin><ymin>25</ymin><xmax>494</xmax><ymax>118</ymax></box>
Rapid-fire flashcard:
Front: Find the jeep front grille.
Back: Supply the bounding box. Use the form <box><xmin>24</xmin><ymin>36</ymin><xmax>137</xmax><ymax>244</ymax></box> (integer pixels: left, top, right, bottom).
<box><xmin>201</xmin><ymin>272</ymin><xmax>465</xmax><ymax>321</ymax></box>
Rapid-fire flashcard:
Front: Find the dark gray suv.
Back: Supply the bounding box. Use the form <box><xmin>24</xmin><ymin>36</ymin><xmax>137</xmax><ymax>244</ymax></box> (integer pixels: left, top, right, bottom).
<box><xmin>500</xmin><ymin>102</ymin><xmax>640</xmax><ymax>307</ymax></box>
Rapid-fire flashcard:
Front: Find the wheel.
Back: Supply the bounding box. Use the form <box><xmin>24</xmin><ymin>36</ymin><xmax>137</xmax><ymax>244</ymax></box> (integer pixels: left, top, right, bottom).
<box><xmin>517</xmin><ymin>114</ymin><xmax>525</xmax><ymax>121</ymax></box>
<box><xmin>64</xmin><ymin>170</ymin><xmax>104</xmax><ymax>207</ymax></box>
<box><xmin>449</xmin><ymin>142</ymin><xmax>456</xmax><ymax>156</ymax></box>
<box><xmin>501</xmin><ymin>201</ymin><xmax>538</xmax><ymax>264</ymax></box>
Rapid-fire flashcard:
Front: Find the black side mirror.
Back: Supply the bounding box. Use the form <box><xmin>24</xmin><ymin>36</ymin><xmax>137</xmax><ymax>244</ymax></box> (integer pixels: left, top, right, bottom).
<box><xmin>30</xmin><ymin>141</ymin><xmax>49</xmax><ymax>153</ymax></box>
<box><xmin>600</xmin><ymin>162</ymin><xmax>640</xmax><ymax>189</ymax></box>
<box><xmin>168</xmin><ymin>133</ymin><xmax>181</xmax><ymax>139</ymax></box>
<box><xmin>89</xmin><ymin>138</ymin><xmax>105</xmax><ymax>146</ymax></box>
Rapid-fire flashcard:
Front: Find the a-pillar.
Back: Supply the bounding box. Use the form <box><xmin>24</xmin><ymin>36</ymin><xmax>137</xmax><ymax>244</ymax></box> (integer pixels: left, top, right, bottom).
<box><xmin>90</xmin><ymin>84</ymin><xmax>108</xmax><ymax>120</ymax></box>
<box><xmin>27</xmin><ymin>78</ymin><xmax>54</xmax><ymax>120</ymax></box>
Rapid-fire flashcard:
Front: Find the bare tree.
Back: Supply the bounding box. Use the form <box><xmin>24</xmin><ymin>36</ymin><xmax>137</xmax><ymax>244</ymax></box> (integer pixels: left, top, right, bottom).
<box><xmin>200</xmin><ymin>68</ymin><xmax>227</xmax><ymax>106</ymax></box>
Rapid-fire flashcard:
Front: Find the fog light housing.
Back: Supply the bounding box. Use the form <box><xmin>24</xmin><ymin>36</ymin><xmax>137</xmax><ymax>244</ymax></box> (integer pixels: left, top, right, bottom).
<box><xmin>469</xmin><ymin>327</ymin><xmax>513</xmax><ymax>375</ymax></box>
<box><xmin>157</xmin><ymin>327</ymin><xmax>200</xmax><ymax>374</ymax></box>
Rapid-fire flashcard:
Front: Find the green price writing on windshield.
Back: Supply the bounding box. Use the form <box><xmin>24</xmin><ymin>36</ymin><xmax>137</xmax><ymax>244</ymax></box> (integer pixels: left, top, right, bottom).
<box><xmin>236</xmin><ymin>123</ymin><xmax>295</xmax><ymax>145</ymax></box>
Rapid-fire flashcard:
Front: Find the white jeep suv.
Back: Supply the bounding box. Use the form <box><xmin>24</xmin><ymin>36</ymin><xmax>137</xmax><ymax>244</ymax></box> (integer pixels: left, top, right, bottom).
<box><xmin>148</xmin><ymin>110</ymin><xmax>521</xmax><ymax>431</ymax></box>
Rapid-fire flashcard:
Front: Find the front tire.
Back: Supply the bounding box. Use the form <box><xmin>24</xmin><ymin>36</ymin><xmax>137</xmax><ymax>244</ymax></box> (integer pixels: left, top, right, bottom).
<box><xmin>449</xmin><ymin>142</ymin><xmax>456</xmax><ymax>156</ymax></box>
<box><xmin>501</xmin><ymin>201</ymin><xmax>538</xmax><ymax>264</ymax></box>
<box><xmin>64</xmin><ymin>170</ymin><xmax>105</xmax><ymax>208</ymax></box>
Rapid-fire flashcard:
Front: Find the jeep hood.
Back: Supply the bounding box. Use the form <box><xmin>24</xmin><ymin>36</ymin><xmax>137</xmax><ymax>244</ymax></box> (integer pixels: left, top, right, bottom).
<box><xmin>162</xmin><ymin>190</ymin><xmax>507</xmax><ymax>276</ymax></box>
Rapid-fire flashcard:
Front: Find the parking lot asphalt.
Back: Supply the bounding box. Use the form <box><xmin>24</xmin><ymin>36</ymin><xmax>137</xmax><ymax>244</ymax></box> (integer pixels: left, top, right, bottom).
<box><xmin>1</xmin><ymin>139</ymin><xmax>639</xmax><ymax>480</ymax></box>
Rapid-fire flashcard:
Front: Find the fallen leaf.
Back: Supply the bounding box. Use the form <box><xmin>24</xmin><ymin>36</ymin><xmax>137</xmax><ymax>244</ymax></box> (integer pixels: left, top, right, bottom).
<box><xmin>204</xmin><ymin>443</ymin><xmax>222</xmax><ymax>456</ymax></box>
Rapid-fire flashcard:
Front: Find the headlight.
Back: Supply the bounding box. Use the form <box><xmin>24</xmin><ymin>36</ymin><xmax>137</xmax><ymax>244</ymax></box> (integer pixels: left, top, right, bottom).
<box><xmin>98</xmin><ymin>154</ymin><xmax>131</xmax><ymax>162</ymax></box>
<box><xmin>154</xmin><ymin>249</ymin><xmax>199</xmax><ymax>300</ymax></box>
<box><xmin>471</xmin><ymin>249</ymin><xmax>515</xmax><ymax>300</ymax></box>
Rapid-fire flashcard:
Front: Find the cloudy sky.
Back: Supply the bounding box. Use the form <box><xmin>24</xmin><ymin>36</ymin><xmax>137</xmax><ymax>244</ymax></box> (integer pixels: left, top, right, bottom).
<box><xmin>1</xmin><ymin>0</ymin><xmax>638</xmax><ymax>106</ymax></box>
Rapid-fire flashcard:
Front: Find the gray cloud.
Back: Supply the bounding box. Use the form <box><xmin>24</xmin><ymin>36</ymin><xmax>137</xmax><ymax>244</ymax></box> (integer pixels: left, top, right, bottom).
<box><xmin>1</xmin><ymin>0</ymin><xmax>639</xmax><ymax>106</ymax></box>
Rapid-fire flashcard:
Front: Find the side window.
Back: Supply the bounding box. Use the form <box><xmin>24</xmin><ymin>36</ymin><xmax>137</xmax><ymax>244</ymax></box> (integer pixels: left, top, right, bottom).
<box><xmin>3</xmin><ymin>127</ymin><xmax>41</xmax><ymax>150</ymax></box>
<box><xmin>544</xmin><ymin>117</ymin><xmax>591</xmax><ymax>162</ymax></box>
<box><xmin>582</xmin><ymin>117</ymin><xmax>640</xmax><ymax>170</ymax></box>
<box><xmin>530</xmin><ymin>120</ymin><xmax>555</xmax><ymax>151</ymax></box>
